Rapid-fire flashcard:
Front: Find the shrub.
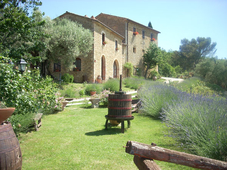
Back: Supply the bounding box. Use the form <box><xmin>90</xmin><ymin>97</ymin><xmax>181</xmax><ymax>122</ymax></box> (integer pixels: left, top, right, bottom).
<box><xmin>137</xmin><ymin>82</ymin><xmax>178</xmax><ymax>118</ymax></box>
<box><xmin>85</xmin><ymin>84</ymin><xmax>102</xmax><ymax>95</ymax></box>
<box><xmin>195</xmin><ymin>58</ymin><xmax>227</xmax><ymax>89</ymax></box>
<box><xmin>161</xmin><ymin>92</ymin><xmax>227</xmax><ymax>161</ymax></box>
<box><xmin>0</xmin><ymin>57</ymin><xmax>58</xmax><ymax>115</ymax></box>
<box><xmin>138</xmin><ymin>78</ymin><xmax>227</xmax><ymax>160</ymax></box>
<box><xmin>103</xmin><ymin>78</ymin><xmax>119</xmax><ymax>92</ymax></box>
<box><xmin>8</xmin><ymin>113</ymin><xmax>35</xmax><ymax>135</ymax></box>
<box><xmin>123</xmin><ymin>77</ymin><xmax>146</xmax><ymax>90</ymax></box>
<box><xmin>0</xmin><ymin>56</ymin><xmax>59</xmax><ymax>135</ymax></box>
<box><xmin>174</xmin><ymin>77</ymin><xmax>224</xmax><ymax>96</ymax></box>
<box><xmin>158</xmin><ymin>63</ymin><xmax>176</xmax><ymax>77</ymax></box>
<box><xmin>79</xmin><ymin>89</ymin><xmax>85</xmax><ymax>96</ymax></box>
<box><xmin>123</xmin><ymin>62</ymin><xmax>133</xmax><ymax>77</ymax></box>
<box><xmin>62</xmin><ymin>73</ymin><xmax>74</xmax><ymax>83</ymax></box>
<box><xmin>149</xmin><ymin>70</ymin><xmax>161</xmax><ymax>79</ymax></box>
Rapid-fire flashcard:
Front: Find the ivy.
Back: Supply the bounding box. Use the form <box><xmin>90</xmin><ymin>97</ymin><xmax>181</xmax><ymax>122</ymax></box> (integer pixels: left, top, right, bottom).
<box><xmin>123</xmin><ymin>62</ymin><xmax>133</xmax><ymax>77</ymax></box>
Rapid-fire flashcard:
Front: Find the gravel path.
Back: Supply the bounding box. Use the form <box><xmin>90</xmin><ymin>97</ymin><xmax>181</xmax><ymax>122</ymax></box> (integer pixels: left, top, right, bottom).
<box><xmin>161</xmin><ymin>77</ymin><xmax>184</xmax><ymax>84</ymax></box>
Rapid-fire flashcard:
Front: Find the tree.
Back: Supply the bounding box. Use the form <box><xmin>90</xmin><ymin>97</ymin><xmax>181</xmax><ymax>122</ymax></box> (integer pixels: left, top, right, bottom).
<box><xmin>177</xmin><ymin>37</ymin><xmax>217</xmax><ymax>71</ymax></box>
<box><xmin>195</xmin><ymin>58</ymin><xmax>227</xmax><ymax>88</ymax></box>
<box><xmin>143</xmin><ymin>43</ymin><xmax>161</xmax><ymax>78</ymax></box>
<box><xmin>158</xmin><ymin>50</ymin><xmax>178</xmax><ymax>77</ymax></box>
<box><xmin>0</xmin><ymin>0</ymin><xmax>45</xmax><ymax>62</ymax></box>
<box><xmin>44</xmin><ymin>18</ymin><xmax>93</xmax><ymax>71</ymax></box>
<box><xmin>148</xmin><ymin>21</ymin><xmax>153</xmax><ymax>28</ymax></box>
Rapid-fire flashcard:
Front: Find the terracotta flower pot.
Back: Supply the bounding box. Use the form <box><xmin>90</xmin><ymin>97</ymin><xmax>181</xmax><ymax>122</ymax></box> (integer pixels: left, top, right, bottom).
<box><xmin>0</xmin><ymin>108</ymin><xmax>15</xmax><ymax>124</ymax></box>
<box><xmin>90</xmin><ymin>91</ymin><xmax>96</xmax><ymax>96</ymax></box>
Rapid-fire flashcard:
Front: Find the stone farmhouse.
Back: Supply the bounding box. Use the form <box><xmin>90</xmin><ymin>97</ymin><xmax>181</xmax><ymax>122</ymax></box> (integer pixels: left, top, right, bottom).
<box><xmin>49</xmin><ymin>12</ymin><xmax>160</xmax><ymax>83</ymax></box>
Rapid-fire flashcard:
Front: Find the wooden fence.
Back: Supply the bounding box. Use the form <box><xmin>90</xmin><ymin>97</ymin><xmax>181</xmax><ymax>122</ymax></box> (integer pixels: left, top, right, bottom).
<box><xmin>125</xmin><ymin>141</ymin><xmax>227</xmax><ymax>170</ymax></box>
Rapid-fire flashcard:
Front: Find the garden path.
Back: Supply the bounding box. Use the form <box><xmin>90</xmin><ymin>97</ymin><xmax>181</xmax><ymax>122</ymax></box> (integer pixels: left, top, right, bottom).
<box><xmin>161</xmin><ymin>77</ymin><xmax>184</xmax><ymax>84</ymax></box>
<box><xmin>67</xmin><ymin>90</ymin><xmax>137</xmax><ymax>106</ymax></box>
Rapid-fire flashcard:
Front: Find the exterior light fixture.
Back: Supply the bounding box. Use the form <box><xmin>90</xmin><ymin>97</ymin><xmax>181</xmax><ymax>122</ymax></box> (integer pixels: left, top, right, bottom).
<box><xmin>18</xmin><ymin>59</ymin><xmax>27</xmax><ymax>74</ymax></box>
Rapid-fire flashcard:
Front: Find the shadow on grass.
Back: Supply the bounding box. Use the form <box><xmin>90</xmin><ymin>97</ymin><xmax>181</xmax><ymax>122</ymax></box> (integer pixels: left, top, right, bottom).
<box><xmin>85</xmin><ymin>127</ymin><xmax>122</xmax><ymax>136</ymax></box>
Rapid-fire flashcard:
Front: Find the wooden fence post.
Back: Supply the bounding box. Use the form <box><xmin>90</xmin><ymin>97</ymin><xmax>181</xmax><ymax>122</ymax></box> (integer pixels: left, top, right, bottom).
<box><xmin>125</xmin><ymin>141</ymin><xmax>227</xmax><ymax>170</ymax></box>
<box><xmin>133</xmin><ymin>155</ymin><xmax>161</xmax><ymax>170</ymax></box>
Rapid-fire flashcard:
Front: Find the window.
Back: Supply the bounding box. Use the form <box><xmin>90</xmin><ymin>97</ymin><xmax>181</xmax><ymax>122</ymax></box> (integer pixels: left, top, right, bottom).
<box><xmin>73</xmin><ymin>58</ymin><xmax>81</xmax><ymax>71</ymax></box>
<box><xmin>133</xmin><ymin>27</ymin><xmax>136</xmax><ymax>32</ymax></box>
<box><xmin>113</xmin><ymin>60</ymin><xmax>119</xmax><ymax>78</ymax></box>
<box><xmin>133</xmin><ymin>47</ymin><xmax>136</xmax><ymax>53</ymax></box>
<box><xmin>115</xmin><ymin>40</ymin><xmax>118</xmax><ymax>51</ymax></box>
<box><xmin>142</xmin><ymin>30</ymin><xmax>145</xmax><ymax>39</ymax></box>
<box><xmin>54</xmin><ymin>63</ymin><xmax>61</xmax><ymax>72</ymax></box>
<box><xmin>133</xmin><ymin>27</ymin><xmax>138</xmax><ymax>35</ymax></box>
<box><xmin>102</xmin><ymin>33</ymin><xmax>106</xmax><ymax>45</ymax></box>
<box><xmin>150</xmin><ymin>33</ymin><xmax>153</xmax><ymax>40</ymax></box>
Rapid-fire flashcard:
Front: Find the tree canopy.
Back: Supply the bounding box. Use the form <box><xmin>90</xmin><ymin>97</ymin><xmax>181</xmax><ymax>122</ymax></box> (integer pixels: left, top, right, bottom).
<box><xmin>44</xmin><ymin>18</ymin><xmax>93</xmax><ymax>71</ymax></box>
<box><xmin>143</xmin><ymin>43</ymin><xmax>161</xmax><ymax>78</ymax></box>
<box><xmin>172</xmin><ymin>37</ymin><xmax>217</xmax><ymax>71</ymax></box>
<box><xmin>0</xmin><ymin>0</ymin><xmax>45</xmax><ymax>63</ymax></box>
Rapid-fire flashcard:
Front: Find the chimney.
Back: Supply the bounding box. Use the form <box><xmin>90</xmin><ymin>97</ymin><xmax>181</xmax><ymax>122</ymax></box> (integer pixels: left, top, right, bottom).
<box><xmin>91</xmin><ymin>16</ymin><xmax>96</xmax><ymax>19</ymax></box>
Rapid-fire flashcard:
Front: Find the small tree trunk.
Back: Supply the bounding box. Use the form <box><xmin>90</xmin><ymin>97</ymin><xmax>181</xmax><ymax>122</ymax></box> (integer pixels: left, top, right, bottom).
<box><xmin>144</xmin><ymin>66</ymin><xmax>149</xmax><ymax>79</ymax></box>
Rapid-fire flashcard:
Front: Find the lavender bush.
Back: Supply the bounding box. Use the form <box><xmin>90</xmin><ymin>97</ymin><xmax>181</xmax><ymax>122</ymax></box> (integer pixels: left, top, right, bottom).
<box><xmin>137</xmin><ymin>82</ymin><xmax>179</xmax><ymax>118</ymax></box>
<box><xmin>161</xmin><ymin>92</ymin><xmax>227</xmax><ymax>161</ymax></box>
<box><xmin>123</xmin><ymin>77</ymin><xmax>146</xmax><ymax>90</ymax></box>
<box><xmin>138</xmin><ymin>79</ymin><xmax>227</xmax><ymax>161</ymax></box>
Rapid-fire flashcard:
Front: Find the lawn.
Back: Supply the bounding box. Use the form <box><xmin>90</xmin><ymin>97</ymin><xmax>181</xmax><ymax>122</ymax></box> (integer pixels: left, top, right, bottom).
<box><xmin>19</xmin><ymin>104</ymin><xmax>195</xmax><ymax>170</ymax></box>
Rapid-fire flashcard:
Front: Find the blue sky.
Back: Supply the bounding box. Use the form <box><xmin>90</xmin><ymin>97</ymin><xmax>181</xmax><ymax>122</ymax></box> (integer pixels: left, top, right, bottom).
<box><xmin>39</xmin><ymin>0</ymin><xmax>227</xmax><ymax>59</ymax></box>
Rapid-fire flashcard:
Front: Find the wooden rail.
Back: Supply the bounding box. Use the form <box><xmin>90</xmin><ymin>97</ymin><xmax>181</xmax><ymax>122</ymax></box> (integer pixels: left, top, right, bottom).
<box><xmin>125</xmin><ymin>141</ymin><xmax>227</xmax><ymax>170</ymax></box>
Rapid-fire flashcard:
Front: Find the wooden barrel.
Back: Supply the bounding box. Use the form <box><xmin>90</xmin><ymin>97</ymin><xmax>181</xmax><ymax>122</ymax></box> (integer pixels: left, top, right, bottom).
<box><xmin>0</xmin><ymin>123</ymin><xmax>22</xmax><ymax>170</ymax></box>
<box><xmin>108</xmin><ymin>93</ymin><xmax>132</xmax><ymax>118</ymax></box>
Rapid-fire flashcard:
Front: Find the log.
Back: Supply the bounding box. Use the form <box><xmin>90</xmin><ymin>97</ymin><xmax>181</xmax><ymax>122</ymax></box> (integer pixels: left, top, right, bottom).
<box><xmin>125</xmin><ymin>141</ymin><xmax>227</xmax><ymax>170</ymax></box>
<box><xmin>133</xmin><ymin>155</ymin><xmax>161</xmax><ymax>170</ymax></box>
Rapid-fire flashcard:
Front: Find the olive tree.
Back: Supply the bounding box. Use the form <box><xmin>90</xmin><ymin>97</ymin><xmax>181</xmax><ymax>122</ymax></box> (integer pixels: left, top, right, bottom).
<box><xmin>45</xmin><ymin>18</ymin><xmax>93</xmax><ymax>71</ymax></box>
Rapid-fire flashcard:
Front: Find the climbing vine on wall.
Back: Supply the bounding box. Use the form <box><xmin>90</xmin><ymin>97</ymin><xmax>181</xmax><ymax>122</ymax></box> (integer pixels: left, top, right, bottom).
<box><xmin>123</xmin><ymin>62</ymin><xmax>134</xmax><ymax>77</ymax></box>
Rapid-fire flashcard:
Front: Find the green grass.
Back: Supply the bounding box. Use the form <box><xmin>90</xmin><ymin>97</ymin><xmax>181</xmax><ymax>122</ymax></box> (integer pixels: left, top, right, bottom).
<box><xmin>19</xmin><ymin>104</ymin><xmax>195</xmax><ymax>170</ymax></box>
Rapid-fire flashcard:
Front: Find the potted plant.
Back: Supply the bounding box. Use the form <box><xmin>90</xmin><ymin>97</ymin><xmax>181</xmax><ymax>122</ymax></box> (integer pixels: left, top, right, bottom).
<box><xmin>151</xmin><ymin>38</ymin><xmax>156</xmax><ymax>41</ymax></box>
<box><xmin>0</xmin><ymin>102</ymin><xmax>15</xmax><ymax>124</ymax></box>
<box><xmin>85</xmin><ymin>84</ymin><xmax>101</xmax><ymax>96</ymax></box>
<box><xmin>102</xmin><ymin>41</ymin><xmax>107</xmax><ymax>45</ymax></box>
<box><xmin>133</xmin><ymin>31</ymin><xmax>139</xmax><ymax>35</ymax></box>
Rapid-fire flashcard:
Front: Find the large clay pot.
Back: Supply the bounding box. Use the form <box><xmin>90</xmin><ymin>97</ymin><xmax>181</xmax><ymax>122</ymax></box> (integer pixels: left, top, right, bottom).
<box><xmin>0</xmin><ymin>107</ymin><xmax>15</xmax><ymax>124</ymax></box>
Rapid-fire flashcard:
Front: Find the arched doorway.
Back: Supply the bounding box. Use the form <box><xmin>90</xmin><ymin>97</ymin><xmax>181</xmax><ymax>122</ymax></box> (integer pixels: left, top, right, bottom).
<box><xmin>113</xmin><ymin>60</ymin><xmax>119</xmax><ymax>78</ymax></box>
<box><xmin>101</xmin><ymin>56</ymin><xmax>106</xmax><ymax>80</ymax></box>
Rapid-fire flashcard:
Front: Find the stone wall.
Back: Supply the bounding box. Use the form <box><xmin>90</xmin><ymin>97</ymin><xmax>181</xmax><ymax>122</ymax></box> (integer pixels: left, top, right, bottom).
<box><xmin>127</xmin><ymin>21</ymin><xmax>158</xmax><ymax>76</ymax></box>
<box><xmin>93</xmin><ymin>22</ymin><xmax>123</xmax><ymax>82</ymax></box>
